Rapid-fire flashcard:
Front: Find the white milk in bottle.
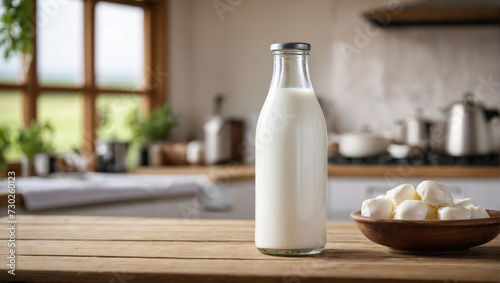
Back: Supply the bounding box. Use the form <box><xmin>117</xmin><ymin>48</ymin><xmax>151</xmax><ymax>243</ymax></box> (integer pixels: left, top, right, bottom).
<box><xmin>255</xmin><ymin>42</ymin><xmax>327</xmax><ymax>256</ymax></box>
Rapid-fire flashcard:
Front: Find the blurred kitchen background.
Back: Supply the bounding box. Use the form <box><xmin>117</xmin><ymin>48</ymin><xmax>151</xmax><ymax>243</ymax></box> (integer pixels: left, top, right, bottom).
<box><xmin>0</xmin><ymin>0</ymin><xmax>499</xmax><ymax>221</ymax></box>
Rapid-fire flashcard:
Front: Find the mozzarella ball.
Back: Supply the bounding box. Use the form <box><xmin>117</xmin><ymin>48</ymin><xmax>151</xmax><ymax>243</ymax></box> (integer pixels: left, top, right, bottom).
<box><xmin>416</xmin><ymin>180</ymin><xmax>454</xmax><ymax>207</ymax></box>
<box><xmin>468</xmin><ymin>205</ymin><xmax>490</xmax><ymax>219</ymax></box>
<box><xmin>361</xmin><ymin>197</ymin><xmax>393</xmax><ymax>219</ymax></box>
<box><xmin>386</xmin><ymin>184</ymin><xmax>420</xmax><ymax>206</ymax></box>
<box><xmin>437</xmin><ymin>206</ymin><xmax>471</xmax><ymax>220</ymax></box>
<box><xmin>426</xmin><ymin>204</ymin><xmax>438</xmax><ymax>220</ymax></box>
<box><xmin>393</xmin><ymin>200</ymin><xmax>428</xmax><ymax>220</ymax></box>
<box><xmin>454</xmin><ymin>198</ymin><xmax>475</xmax><ymax>208</ymax></box>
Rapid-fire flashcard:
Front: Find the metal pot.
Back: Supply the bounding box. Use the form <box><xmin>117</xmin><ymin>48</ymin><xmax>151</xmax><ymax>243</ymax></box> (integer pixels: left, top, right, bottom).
<box><xmin>338</xmin><ymin>127</ymin><xmax>391</xmax><ymax>158</ymax></box>
<box><xmin>96</xmin><ymin>140</ymin><xmax>129</xmax><ymax>172</ymax></box>
<box><xmin>444</xmin><ymin>93</ymin><xmax>499</xmax><ymax>156</ymax></box>
<box><xmin>397</xmin><ymin>109</ymin><xmax>433</xmax><ymax>148</ymax></box>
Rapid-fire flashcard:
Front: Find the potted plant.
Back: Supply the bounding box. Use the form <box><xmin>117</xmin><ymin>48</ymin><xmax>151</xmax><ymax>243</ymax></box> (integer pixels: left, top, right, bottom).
<box><xmin>0</xmin><ymin>0</ymin><xmax>34</xmax><ymax>75</ymax></box>
<box><xmin>127</xmin><ymin>105</ymin><xmax>177</xmax><ymax>166</ymax></box>
<box><xmin>0</xmin><ymin>125</ymin><xmax>11</xmax><ymax>177</ymax></box>
<box><xmin>17</xmin><ymin>121</ymin><xmax>54</xmax><ymax>176</ymax></box>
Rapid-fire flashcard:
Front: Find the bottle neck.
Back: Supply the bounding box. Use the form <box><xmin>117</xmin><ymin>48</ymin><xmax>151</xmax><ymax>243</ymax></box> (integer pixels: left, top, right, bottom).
<box><xmin>270</xmin><ymin>50</ymin><xmax>312</xmax><ymax>90</ymax></box>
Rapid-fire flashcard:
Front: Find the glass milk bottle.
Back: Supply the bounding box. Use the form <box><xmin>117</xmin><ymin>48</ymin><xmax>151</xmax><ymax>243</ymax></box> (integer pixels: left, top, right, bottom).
<box><xmin>255</xmin><ymin>42</ymin><xmax>327</xmax><ymax>256</ymax></box>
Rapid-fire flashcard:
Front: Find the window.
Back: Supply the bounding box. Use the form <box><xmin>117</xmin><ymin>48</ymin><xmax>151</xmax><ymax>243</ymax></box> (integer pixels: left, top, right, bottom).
<box><xmin>0</xmin><ymin>91</ymin><xmax>23</xmax><ymax>161</ymax></box>
<box><xmin>0</xmin><ymin>46</ymin><xmax>22</xmax><ymax>84</ymax></box>
<box><xmin>95</xmin><ymin>2</ymin><xmax>144</xmax><ymax>89</ymax></box>
<box><xmin>37</xmin><ymin>0</ymin><xmax>84</xmax><ymax>86</ymax></box>
<box><xmin>38</xmin><ymin>93</ymin><xmax>83</xmax><ymax>152</ymax></box>
<box><xmin>0</xmin><ymin>0</ymin><xmax>167</xmax><ymax>163</ymax></box>
<box><xmin>96</xmin><ymin>94</ymin><xmax>141</xmax><ymax>141</ymax></box>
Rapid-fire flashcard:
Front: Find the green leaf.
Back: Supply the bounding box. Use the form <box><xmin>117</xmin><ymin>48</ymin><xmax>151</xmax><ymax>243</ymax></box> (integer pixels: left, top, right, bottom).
<box><xmin>0</xmin><ymin>0</ymin><xmax>33</xmax><ymax>59</ymax></box>
<box><xmin>17</xmin><ymin>121</ymin><xmax>55</xmax><ymax>159</ymax></box>
<box><xmin>123</xmin><ymin>105</ymin><xmax>177</xmax><ymax>144</ymax></box>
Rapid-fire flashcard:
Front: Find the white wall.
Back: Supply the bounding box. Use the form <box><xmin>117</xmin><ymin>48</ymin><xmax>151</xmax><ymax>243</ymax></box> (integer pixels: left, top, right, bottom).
<box><xmin>168</xmin><ymin>0</ymin><xmax>194</xmax><ymax>141</ymax></box>
<box><xmin>169</xmin><ymin>0</ymin><xmax>500</xmax><ymax>144</ymax></box>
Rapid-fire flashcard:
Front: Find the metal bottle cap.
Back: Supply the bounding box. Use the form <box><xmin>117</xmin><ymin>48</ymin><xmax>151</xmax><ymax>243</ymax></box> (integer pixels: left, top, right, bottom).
<box><xmin>270</xmin><ymin>42</ymin><xmax>311</xmax><ymax>51</ymax></box>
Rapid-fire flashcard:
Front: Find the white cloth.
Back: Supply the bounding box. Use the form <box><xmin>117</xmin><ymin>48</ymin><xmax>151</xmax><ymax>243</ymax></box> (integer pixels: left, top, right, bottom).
<box><xmin>1</xmin><ymin>173</ymin><xmax>210</xmax><ymax>211</ymax></box>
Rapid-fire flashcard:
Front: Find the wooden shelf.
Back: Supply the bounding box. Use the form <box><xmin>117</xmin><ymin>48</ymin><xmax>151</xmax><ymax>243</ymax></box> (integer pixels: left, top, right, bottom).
<box><xmin>364</xmin><ymin>0</ymin><xmax>500</xmax><ymax>27</ymax></box>
<box><xmin>327</xmin><ymin>164</ymin><xmax>499</xmax><ymax>178</ymax></box>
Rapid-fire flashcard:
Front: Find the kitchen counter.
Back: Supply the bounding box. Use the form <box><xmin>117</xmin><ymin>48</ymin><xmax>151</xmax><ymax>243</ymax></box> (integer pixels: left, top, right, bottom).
<box><xmin>0</xmin><ymin>173</ymin><xmax>210</xmax><ymax>211</ymax></box>
<box><xmin>1</xmin><ymin>215</ymin><xmax>498</xmax><ymax>282</ymax></box>
<box><xmin>130</xmin><ymin>164</ymin><xmax>500</xmax><ymax>181</ymax></box>
<box><xmin>2</xmin><ymin>164</ymin><xmax>497</xmax><ymax>209</ymax></box>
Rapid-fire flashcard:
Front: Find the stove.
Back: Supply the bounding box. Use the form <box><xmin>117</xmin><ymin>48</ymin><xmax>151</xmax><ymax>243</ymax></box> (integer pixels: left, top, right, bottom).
<box><xmin>328</xmin><ymin>153</ymin><xmax>500</xmax><ymax>166</ymax></box>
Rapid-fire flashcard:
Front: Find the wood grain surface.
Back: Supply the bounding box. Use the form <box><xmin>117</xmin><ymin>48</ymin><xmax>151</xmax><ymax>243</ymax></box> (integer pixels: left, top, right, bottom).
<box><xmin>0</xmin><ymin>215</ymin><xmax>499</xmax><ymax>282</ymax></box>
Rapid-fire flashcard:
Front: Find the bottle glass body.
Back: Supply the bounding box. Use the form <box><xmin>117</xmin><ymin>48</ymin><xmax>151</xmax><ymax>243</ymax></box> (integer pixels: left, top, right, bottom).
<box><xmin>255</xmin><ymin>45</ymin><xmax>327</xmax><ymax>256</ymax></box>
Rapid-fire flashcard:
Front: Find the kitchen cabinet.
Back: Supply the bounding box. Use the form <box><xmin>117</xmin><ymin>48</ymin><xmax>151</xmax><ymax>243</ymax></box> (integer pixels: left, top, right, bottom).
<box><xmin>3</xmin><ymin>176</ymin><xmax>498</xmax><ymax>221</ymax></box>
<box><xmin>203</xmin><ymin>177</ymin><xmax>500</xmax><ymax>222</ymax></box>
<box><xmin>0</xmin><ymin>180</ymin><xmax>255</xmax><ymax>220</ymax></box>
<box><xmin>129</xmin><ymin>165</ymin><xmax>500</xmax><ymax>221</ymax></box>
<box><xmin>174</xmin><ymin>180</ymin><xmax>255</xmax><ymax>220</ymax></box>
<box><xmin>328</xmin><ymin>177</ymin><xmax>500</xmax><ymax>222</ymax></box>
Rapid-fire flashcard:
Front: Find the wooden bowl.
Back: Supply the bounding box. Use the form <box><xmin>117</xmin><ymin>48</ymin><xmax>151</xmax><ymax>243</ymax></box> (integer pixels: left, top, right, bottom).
<box><xmin>162</xmin><ymin>142</ymin><xmax>190</xmax><ymax>165</ymax></box>
<box><xmin>350</xmin><ymin>210</ymin><xmax>500</xmax><ymax>254</ymax></box>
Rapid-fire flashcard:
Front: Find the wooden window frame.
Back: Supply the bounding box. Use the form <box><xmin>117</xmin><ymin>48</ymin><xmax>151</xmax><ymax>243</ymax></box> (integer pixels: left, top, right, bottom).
<box><xmin>0</xmin><ymin>0</ymin><xmax>168</xmax><ymax>159</ymax></box>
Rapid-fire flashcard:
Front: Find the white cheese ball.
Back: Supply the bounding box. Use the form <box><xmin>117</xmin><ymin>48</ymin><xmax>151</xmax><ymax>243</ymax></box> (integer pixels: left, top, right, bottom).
<box><xmin>468</xmin><ymin>205</ymin><xmax>490</xmax><ymax>219</ymax></box>
<box><xmin>386</xmin><ymin>184</ymin><xmax>420</xmax><ymax>206</ymax></box>
<box><xmin>426</xmin><ymin>204</ymin><xmax>438</xmax><ymax>220</ymax></box>
<box><xmin>437</xmin><ymin>206</ymin><xmax>472</xmax><ymax>220</ymax></box>
<box><xmin>361</xmin><ymin>197</ymin><xmax>393</xmax><ymax>219</ymax></box>
<box><xmin>375</xmin><ymin>194</ymin><xmax>395</xmax><ymax>208</ymax></box>
<box><xmin>416</xmin><ymin>180</ymin><xmax>454</xmax><ymax>207</ymax></box>
<box><xmin>454</xmin><ymin>198</ymin><xmax>475</xmax><ymax>208</ymax></box>
<box><xmin>393</xmin><ymin>200</ymin><xmax>428</xmax><ymax>220</ymax></box>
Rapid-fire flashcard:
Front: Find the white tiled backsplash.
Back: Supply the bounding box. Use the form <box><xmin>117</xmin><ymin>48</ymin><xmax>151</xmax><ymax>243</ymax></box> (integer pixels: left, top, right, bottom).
<box><xmin>168</xmin><ymin>0</ymin><xmax>500</xmax><ymax>148</ymax></box>
<box><xmin>329</xmin><ymin>25</ymin><xmax>500</xmax><ymax>137</ymax></box>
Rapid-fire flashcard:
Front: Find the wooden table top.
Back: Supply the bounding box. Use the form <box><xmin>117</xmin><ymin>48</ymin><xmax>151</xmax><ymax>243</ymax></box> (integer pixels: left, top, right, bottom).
<box><xmin>1</xmin><ymin>215</ymin><xmax>499</xmax><ymax>282</ymax></box>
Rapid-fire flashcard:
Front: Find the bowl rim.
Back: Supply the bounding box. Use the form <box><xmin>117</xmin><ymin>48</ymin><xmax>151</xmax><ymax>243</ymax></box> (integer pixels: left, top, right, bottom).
<box><xmin>350</xmin><ymin>209</ymin><xmax>500</xmax><ymax>226</ymax></box>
